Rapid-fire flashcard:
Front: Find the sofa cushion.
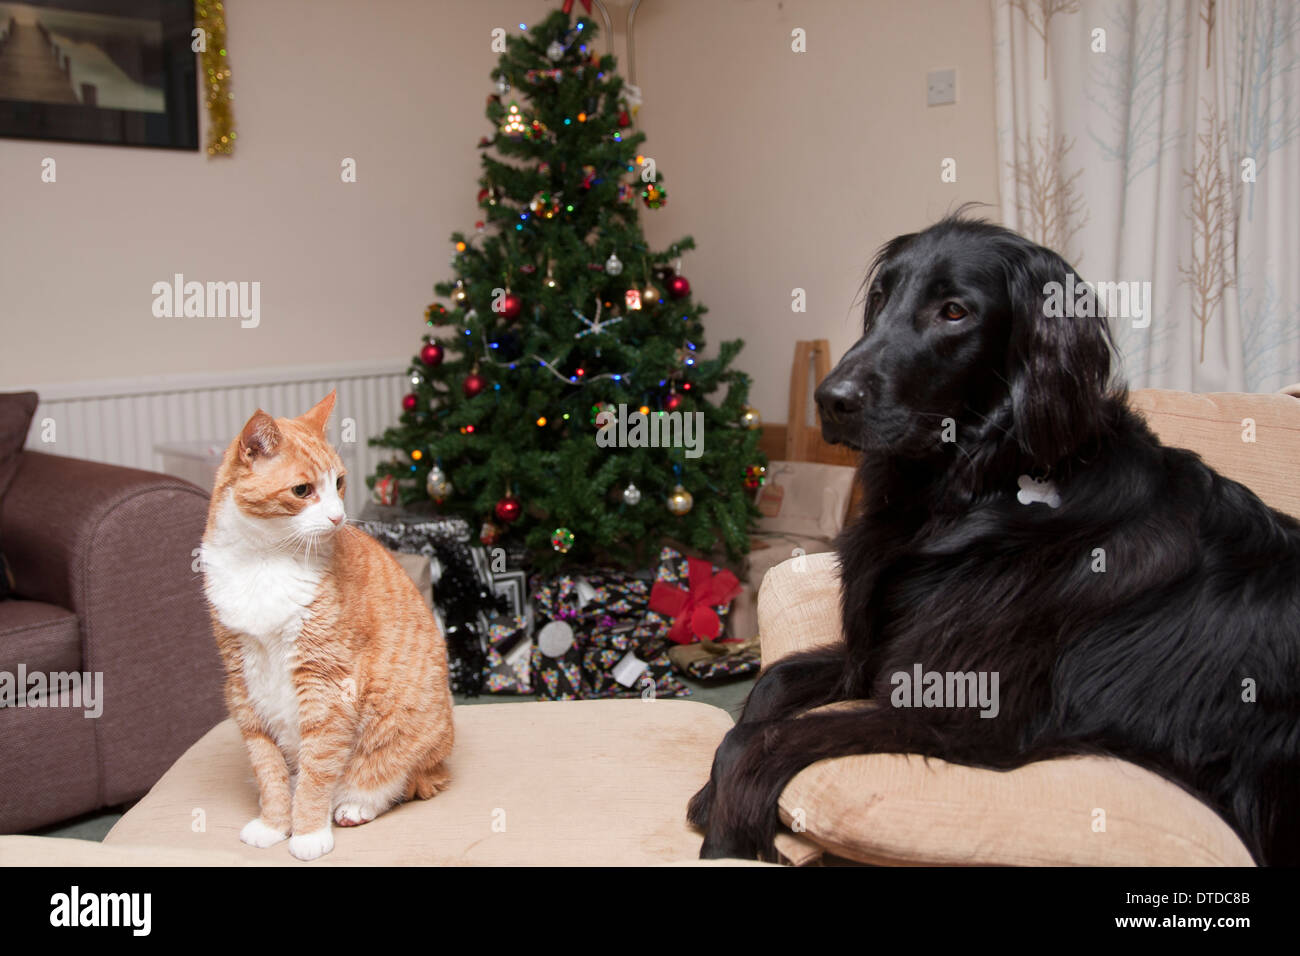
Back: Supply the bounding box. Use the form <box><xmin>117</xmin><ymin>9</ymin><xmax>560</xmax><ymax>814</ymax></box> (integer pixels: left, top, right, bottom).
<box><xmin>1130</xmin><ymin>388</ymin><xmax>1300</xmax><ymax>518</ymax></box>
<box><xmin>0</xmin><ymin>600</ymin><xmax>80</xmax><ymax>681</ymax></box>
<box><xmin>105</xmin><ymin>699</ymin><xmax>732</xmax><ymax>865</ymax></box>
<box><xmin>778</xmin><ymin>751</ymin><xmax>1255</xmax><ymax>866</ymax></box>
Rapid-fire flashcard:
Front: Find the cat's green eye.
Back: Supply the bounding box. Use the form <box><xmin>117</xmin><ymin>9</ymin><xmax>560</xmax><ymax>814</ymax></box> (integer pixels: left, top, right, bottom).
<box><xmin>292</xmin><ymin>483</ymin><xmax>313</xmax><ymax>498</ymax></box>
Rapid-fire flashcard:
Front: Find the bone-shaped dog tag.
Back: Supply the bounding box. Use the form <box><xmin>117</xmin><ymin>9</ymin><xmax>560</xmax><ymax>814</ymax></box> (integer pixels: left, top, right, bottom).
<box><xmin>1017</xmin><ymin>474</ymin><xmax>1061</xmax><ymax>509</ymax></box>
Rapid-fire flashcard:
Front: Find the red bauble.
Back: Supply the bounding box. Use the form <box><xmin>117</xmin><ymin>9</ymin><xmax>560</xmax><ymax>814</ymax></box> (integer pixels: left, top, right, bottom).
<box><xmin>494</xmin><ymin>495</ymin><xmax>522</xmax><ymax>523</ymax></box>
<box><xmin>618</xmin><ymin>110</ymin><xmax>631</xmax><ymax>127</ymax></box>
<box><xmin>463</xmin><ymin>373</ymin><xmax>486</xmax><ymax>397</ymax></box>
<box><xmin>501</xmin><ymin>293</ymin><xmax>524</xmax><ymax>320</ymax></box>
<box><xmin>420</xmin><ymin>343</ymin><xmax>444</xmax><ymax>366</ymax></box>
<box><xmin>665</xmin><ymin>393</ymin><xmax>682</xmax><ymax>411</ymax></box>
<box><xmin>402</xmin><ymin>393</ymin><xmax>418</xmax><ymax>412</ymax></box>
<box><xmin>667</xmin><ymin>275</ymin><xmax>691</xmax><ymax>299</ymax></box>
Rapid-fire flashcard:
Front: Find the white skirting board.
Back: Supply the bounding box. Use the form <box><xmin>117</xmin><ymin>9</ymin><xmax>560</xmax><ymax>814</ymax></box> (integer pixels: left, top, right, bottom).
<box><xmin>18</xmin><ymin>360</ymin><xmax>410</xmax><ymax>515</ymax></box>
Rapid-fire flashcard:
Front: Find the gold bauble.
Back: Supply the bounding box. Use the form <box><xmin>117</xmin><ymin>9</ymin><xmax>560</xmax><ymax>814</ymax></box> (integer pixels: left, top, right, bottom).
<box><xmin>739</xmin><ymin>405</ymin><xmax>762</xmax><ymax>430</ymax></box>
<box><xmin>667</xmin><ymin>484</ymin><xmax>694</xmax><ymax>516</ymax></box>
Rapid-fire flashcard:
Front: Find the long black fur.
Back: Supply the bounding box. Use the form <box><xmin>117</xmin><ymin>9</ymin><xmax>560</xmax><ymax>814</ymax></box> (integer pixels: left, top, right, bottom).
<box><xmin>688</xmin><ymin>216</ymin><xmax>1300</xmax><ymax>865</ymax></box>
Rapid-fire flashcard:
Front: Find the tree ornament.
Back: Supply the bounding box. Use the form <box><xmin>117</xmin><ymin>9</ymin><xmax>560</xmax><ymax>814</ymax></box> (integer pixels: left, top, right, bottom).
<box><xmin>604</xmin><ymin>252</ymin><xmax>624</xmax><ymax>276</ymax></box>
<box><xmin>667</xmin><ymin>484</ymin><xmax>694</xmax><ymax>516</ymax></box>
<box><xmin>500</xmin><ymin>103</ymin><xmax>529</xmax><ymax>139</ymax></box>
<box><xmin>402</xmin><ymin>393</ymin><xmax>418</xmax><ymax>412</ymax></box>
<box><xmin>625</xmin><ymin>288</ymin><xmax>642</xmax><ymax>310</ymax></box>
<box><xmin>550</xmin><ymin>527</ymin><xmax>575</xmax><ymax>553</ymax></box>
<box><xmin>463</xmin><ymin>372</ymin><xmax>486</xmax><ymax>397</ymax></box>
<box><xmin>590</xmin><ymin>402</ymin><xmax>615</xmax><ymax>426</ymax></box>
<box><xmin>622</xmin><ymin>482</ymin><xmax>642</xmax><ymax>506</ymax></box>
<box><xmin>500</xmin><ymin>291</ymin><xmax>524</xmax><ymax>320</ymax></box>
<box><xmin>544</xmin><ymin>261</ymin><xmax>559</xmax><ymax>289</ymax></box>
<box><xmin>668</xmin><ymin>274</ymin><xmax>691</xmax><ymax>299</ymax></box>
<box><xmin>453</xmin><ymin>279</ymin><xmax>468</xmax><ymax>304</ymax></box>
<box><xmin>529</xmin><ymin>191</ymin><xmax>561</xmax><ymax>219</ymax></box>
<box><xmin>420</xmin><ymin>342</ymin><xmax>444</xmax><ymax>366</ymax></box>
<box><xmin>494</xmin><ymin>495</ymin><xmax>522</xmax><ymax>523</ymax></box>
<box><xmin>665</xmin><ymin>391</ymin><xmax>682</xmax><ymax>411</ymax></box>
<box><xmin>547</xmin><ymin>40</ymin><xmax>566</xmax><ymax>61</ymax></box>
<box><xmin>739</xmin><ymin>405</ymin><xmax>761</xmax><ymax>429</ymax></box>
<box><xmin>495</xmin><ymin>75</ymin><xmax>510</xmax><ymax>95</ymax></box>
<box><xmin>618</xmin><ymin>110</ymin><xmax>631</xmax><ymax>127</ymax></box>
<box><xmin>426</xmin><ymin>464</ymin><xmax>453</xmax><ymax>503</ymax></box>
<box><xmin>641</xmin><ymin>183</ymin><xmax>667</xmax><ymax>208</ymax></box>
<box><xmin>745</xmin><ymin>464</ymin><xmax>767</xmax><ymax>489</ymax></box>
<box><xmin>479</xmin><ymin>519</ymin><xmax>501</xmax><ymax>546</ymax></box>
<box><xmin>371</xmin><ymin>474</ymin><xmax>398</xmax><ymax>506</ymax></box>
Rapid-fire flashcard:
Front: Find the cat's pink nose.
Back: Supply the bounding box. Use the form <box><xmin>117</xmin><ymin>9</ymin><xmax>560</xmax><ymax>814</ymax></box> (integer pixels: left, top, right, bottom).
<box><xmin>329</xmin><ymin>514</ymin><xmax>344</xmax><ymax>526</ymax></box>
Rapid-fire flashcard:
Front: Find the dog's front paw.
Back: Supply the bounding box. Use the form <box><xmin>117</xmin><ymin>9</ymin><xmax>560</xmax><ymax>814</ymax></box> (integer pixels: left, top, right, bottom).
<box><xmin>239</xmin><ymin>817</ymin><xmax>288</xmax><ymax>849</ymax></box>
<box><xmin>288</xmin><ymin>826</ymin><xmax>334</xmax><ymax>861</ymax></box>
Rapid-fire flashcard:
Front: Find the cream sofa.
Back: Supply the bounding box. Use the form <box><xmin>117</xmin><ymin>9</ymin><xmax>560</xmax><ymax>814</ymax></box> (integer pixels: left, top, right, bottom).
<box><xmin>1</xmin><ymin>388</ymin><xmax>1295</xmax><ymax>867</ymax></box>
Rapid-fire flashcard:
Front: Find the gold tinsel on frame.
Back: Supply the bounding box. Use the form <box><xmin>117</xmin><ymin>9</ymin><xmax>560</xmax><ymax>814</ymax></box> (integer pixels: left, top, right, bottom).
<box><xmin>195</xmin><ymin>1</ymin><xmax>235</xmax><ymax>155</ymax></box>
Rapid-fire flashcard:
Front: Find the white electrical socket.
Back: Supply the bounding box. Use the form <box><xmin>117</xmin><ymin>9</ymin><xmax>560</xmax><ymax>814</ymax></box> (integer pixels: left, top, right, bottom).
<box><xmin>927</xmin><ymin>68</ymin><xmax>957</xmax><ymax>106</ymax></box>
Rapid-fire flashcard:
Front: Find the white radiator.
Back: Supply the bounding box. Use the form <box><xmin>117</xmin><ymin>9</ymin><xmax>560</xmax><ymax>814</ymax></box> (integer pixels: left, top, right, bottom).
<box><xmin>19</xmin><ymin>360</ymin><xmax>410</xmax><ymax>514</ymax></box>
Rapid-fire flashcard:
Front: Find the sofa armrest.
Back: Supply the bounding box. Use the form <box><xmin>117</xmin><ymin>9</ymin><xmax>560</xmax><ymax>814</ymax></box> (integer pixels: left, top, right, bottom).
<box><xmin>0</xmin><ymin>451</ymin><xmax>226</xmax><ymax>805</ymax></box>
<box><xmin>757</xmin><ymin>550</ymin><xmax>843</xmax><ymax>667</ymax></box>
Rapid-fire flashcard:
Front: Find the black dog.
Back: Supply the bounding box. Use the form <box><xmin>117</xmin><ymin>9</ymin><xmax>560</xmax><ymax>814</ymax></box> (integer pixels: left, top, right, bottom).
<box><xmin>688</xmin><ymin>215</ymin><xmax>1300</xmax><ymax>865</ymax></box>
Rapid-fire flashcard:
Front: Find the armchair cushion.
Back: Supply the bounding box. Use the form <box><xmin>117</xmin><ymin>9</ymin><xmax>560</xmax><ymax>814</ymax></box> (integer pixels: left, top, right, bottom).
<box><xmin>757</xmin><ymin>549</ymin><xmax>1254</xmax><ymax>867</ymax></box>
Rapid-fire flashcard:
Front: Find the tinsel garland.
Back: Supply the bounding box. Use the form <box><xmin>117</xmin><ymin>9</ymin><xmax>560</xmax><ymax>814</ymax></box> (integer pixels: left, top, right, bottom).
<box><xmin>195</xmin><ymin>1</ymin><xmax>235</xmax><ymax>156</ymax></box>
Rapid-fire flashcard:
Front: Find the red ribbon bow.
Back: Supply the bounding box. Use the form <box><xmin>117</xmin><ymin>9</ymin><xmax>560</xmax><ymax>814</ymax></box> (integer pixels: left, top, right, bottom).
<box><xmin>561</xmin><ymin>0</ymin><xmax>593</xmax><ymax>14</ymax></box>
<box><xmin>649</xmin><ymin>557</ymin><xmax>742</xmax><ymax>644</ymax></box>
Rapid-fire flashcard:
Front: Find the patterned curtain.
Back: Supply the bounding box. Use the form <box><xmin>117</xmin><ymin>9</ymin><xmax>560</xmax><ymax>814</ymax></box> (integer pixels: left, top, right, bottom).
<box><xmin>993</xmin><ymin>0</ymin><xmax>1300</xmax><ymax>392</ymax></box>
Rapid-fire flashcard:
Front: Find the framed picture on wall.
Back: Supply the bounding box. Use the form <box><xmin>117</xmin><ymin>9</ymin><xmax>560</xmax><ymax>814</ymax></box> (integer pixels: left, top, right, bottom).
<box><xmin>0</xmin><ymin>0</ymin><xmax>197</xmax><ymax>150</ymax></box>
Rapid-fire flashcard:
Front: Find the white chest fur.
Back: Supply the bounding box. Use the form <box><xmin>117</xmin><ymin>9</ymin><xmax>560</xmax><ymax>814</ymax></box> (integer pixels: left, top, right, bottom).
<box><xmin>202</xmin><ymin>495</ymin><xmax>329</xmax><ymax>759</ymax></box>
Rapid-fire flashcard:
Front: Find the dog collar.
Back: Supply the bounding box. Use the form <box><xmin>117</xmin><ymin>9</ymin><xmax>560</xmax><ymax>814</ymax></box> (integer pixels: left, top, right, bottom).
<box><xmin>1017</xmin><ymin>474</ymin><xmax>1061</xmax><ymax>508</ymax></box>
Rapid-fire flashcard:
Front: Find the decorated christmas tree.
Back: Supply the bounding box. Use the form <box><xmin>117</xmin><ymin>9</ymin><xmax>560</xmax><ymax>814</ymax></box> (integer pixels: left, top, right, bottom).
<box><xmin>370</xmin><ymin>9</ymin><xmax>762</xmax><ymax>569</ymax></box>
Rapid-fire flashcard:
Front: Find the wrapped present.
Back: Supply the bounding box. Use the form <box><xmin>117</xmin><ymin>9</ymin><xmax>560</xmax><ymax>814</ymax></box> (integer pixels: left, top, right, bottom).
<box><xmin>482</xmin><ymin>615</ymin><xmax>533</xmax><ymax>694</ymax></box>
<box><xmin>668</xmin><ymin>638</ymin><xmax>762</xmax><ymax>682</ymax></box>
<box><xmin>645</xmin><ymin>547</ymin><xmax>742</xmax><ymax>645</ymax></box>
<box><xmin>582</xmin><ymin>616</ymin><xmax>689</xmax><ymax>700</ymax></box>
<box><xmin>530</xmin><ymin>568</ymin><xmax>688</xmax><ymax>700</ymax></box>
<box><xmin>531</xmin><ymin>617</ymin><xmax>588</xmax><ymax>700</ymax></box>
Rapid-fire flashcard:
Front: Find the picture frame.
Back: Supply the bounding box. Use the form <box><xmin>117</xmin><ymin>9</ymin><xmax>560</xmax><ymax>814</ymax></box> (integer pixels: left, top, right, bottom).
<box><xmin>0</xmin><ymin>0</ymin><xmax>198</xmax><ymax>150</ymax></box>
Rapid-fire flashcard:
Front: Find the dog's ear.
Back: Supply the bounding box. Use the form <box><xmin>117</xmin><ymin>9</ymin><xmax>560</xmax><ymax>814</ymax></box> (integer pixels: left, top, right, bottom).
<box><xmin>1004</xmin><ymin>242</ymin><xmax>1113</xmax><ymax>467</ymax></box>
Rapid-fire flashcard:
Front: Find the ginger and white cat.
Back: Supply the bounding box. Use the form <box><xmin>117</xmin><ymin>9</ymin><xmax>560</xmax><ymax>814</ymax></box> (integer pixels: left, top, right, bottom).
<box><xmin>201</xmin><ymin>391</ymin><xmax>453</xmax><ymax>861</ymax></box>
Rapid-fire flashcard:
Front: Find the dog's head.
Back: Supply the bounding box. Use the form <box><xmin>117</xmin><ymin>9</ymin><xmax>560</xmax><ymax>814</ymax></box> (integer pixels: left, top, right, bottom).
<box><xmin>814</xmin><ymin>217</ymin><xmax>1115</xmax><ymax>468</ymax></box>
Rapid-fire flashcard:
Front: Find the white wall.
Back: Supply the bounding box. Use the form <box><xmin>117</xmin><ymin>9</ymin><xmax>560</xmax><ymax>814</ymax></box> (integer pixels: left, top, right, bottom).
<box><xmin>1</xmin><ymin>0</ymin><xmax>999</xmax><ymax>425</ymax></box>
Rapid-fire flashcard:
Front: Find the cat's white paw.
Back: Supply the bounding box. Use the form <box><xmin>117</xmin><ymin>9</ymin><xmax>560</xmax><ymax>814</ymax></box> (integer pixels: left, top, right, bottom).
<box><xmin>289</xmin><ymin>826</ymin><xmax>334</xmax><ymax>861</ymax></box>
<box><xmin>239</xmin><ymin>817</ymin><xmax>288</xmax><ymax>849</ymax></box>
<box><xmin>333</xmin><ymin>801</ymin><xmax>378</xmax><ymax>827</ymax></box>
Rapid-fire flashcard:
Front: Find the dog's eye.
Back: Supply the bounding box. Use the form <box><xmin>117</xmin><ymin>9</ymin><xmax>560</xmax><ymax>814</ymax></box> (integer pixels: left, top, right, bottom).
<box><xmin>942</xmin><ymin>302</ymin><xmax>968</xmax><ymax>320</ymax></box>
<box><xmin>292</xmin><ymin>483</ymin><xmax>314</xmax><ymax>498</ymax></box>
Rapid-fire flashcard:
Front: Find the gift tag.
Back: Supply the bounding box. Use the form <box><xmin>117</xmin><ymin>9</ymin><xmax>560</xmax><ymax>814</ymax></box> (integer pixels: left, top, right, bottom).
<box><xmin>612</xmin><ymin>651</ymin><xmax>649</xmax><ymax>688</ymax></box>
<box><xmin>504</xmin><ymin>635</ymin><xmax>533</xmax><ymax>680</ymax></box>
<box><xmin>537</xmin><ymin>620</ymin><xmax>575</xmax><ymax>658</ymax></box>
<box><xmin>574</xmin><ymin>577</ymin><xmax>598</xmax><ymax>608</ymax></box>
<box><xmin>757</xmin><ymin>483</ymin><xmax>785</xmax><ymax>517</ymax></box>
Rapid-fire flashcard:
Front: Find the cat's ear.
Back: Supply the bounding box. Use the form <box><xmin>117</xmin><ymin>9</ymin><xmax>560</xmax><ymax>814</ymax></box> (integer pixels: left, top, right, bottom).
<box><xmin>299</xmin><ymin>390</ymin><xmax>336</xmax><ymax>435</ymax></box>
<box><xmin>238</xmin><ymin>410</ymin><xmax>280</xmax><ymax>463</ymax></box>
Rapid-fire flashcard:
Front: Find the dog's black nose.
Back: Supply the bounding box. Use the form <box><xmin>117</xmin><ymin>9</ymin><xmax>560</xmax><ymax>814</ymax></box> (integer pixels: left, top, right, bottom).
<box><xmin>815</xmin><ymin>376</ymin><xmax>864</xmax><ymax>423</ymax></box>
